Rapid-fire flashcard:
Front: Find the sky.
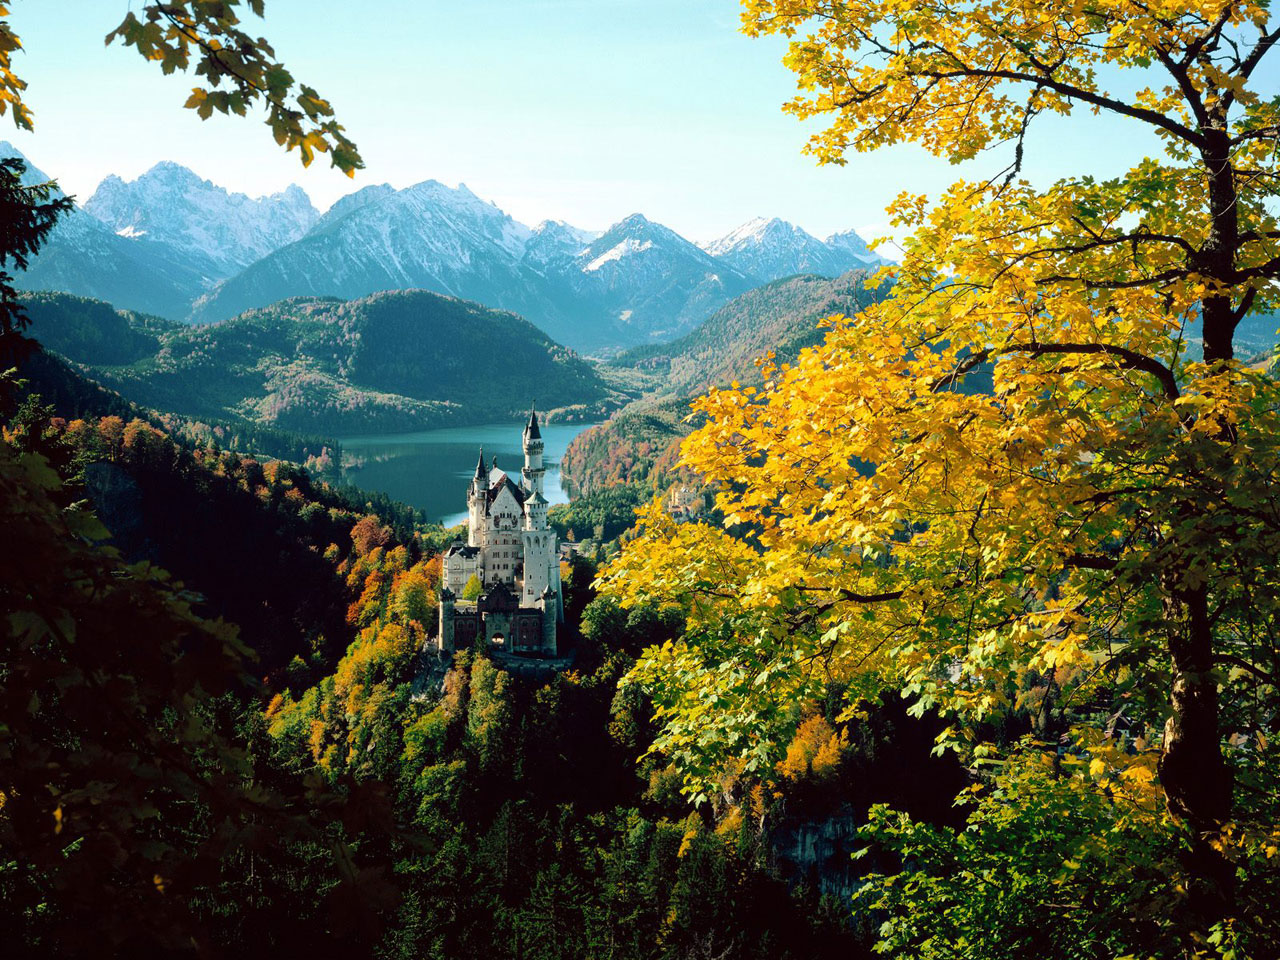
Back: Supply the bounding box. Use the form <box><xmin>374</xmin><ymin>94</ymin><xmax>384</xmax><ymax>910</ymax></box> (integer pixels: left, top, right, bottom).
<box><xmin>5</xmin><ymin>0</ymin><xmax>1177</xmax><ymax>245</ymax></box>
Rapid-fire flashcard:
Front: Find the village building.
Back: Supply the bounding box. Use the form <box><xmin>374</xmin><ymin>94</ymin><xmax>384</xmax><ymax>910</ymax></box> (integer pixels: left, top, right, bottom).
<box><xmin>437</xmin><ymin>410</ymin><xmax>563</xmax><ymax>655</ymax></box>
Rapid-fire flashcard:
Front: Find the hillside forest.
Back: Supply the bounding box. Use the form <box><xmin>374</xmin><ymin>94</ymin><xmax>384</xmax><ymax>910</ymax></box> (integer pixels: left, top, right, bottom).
<box><xmin>3</xmin><ymin>2</ymin><xmax>1280</xmax><ymax>960</ymax></box>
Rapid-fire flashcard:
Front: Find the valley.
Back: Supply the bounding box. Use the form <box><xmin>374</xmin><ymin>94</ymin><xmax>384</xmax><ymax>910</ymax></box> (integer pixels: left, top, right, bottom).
<box><xmin>5</xmin><ymin>0</ymin><xmax>1280</xmax><ymax>953</ymax></box>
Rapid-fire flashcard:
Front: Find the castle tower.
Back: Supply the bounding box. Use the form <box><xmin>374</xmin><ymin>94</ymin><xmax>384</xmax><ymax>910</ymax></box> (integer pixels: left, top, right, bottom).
<box><xmin>522</xmin><ymin>406</ymin><xmax>545</xmax><ymax>500</ymax></box>
<box><xmin>438</xmin><ymin>586</ymin><xmax>456</xmax><ymax>652</ymax></box>
<box><xmin>521</xmin><ymin>490</ymin><xmax>552</xmax><ymax>606</ymax></box>
<box><xmin>540</xmin><ymin>584</ymin><xmax>558</xmax><ymax>655</ymax></box>
<box><xmin>467</xmin><ymin>447</ymin><xmax>486</xmax><ymax>547</ymax></box>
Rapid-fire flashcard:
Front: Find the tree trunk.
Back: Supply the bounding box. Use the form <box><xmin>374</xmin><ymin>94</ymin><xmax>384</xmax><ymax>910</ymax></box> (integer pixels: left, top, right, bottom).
<box><xmin>1198</xmin><ymin>124</ymin><xmax>1239</xmax><ymax>364</ymax></box>
<box><xmin>1159</xmin><ymin>583</ymin><xmax>1234</xmax><ymax>943</ymax></box>
<box><xmin>1158</xmin><ymin>106</ymin><xmax>1241</xmax><ymax>942</ymax></box>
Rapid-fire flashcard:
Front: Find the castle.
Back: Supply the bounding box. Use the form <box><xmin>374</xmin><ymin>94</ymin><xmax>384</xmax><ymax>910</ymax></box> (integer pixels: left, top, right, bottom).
<box><xmin>437</xmin><ymin>409</ymin><xmax>563</xmax><ymax>655</ymax></box>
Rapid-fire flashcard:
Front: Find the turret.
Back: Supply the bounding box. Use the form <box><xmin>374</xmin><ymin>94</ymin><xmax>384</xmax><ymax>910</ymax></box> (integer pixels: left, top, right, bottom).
<box><xmin>523</xmin><ymin>490</ymin><xmax>548</xmax><ymax>532</ymax></box>
<box><xmin>522</xmin><ymin>405</ymin><xmax>545</xmax><ymax>498</ymax></box>
<box><xmin>521</xmin><ymin>494</ymin><xmax>552</xmax><ymax>607</ymax></box>
<box><xmin>468</xmin><ymin>447</ymin><xmax>486</xmax><ymax>547</ymax></box>
<box><xmin>540</xmin><ymin>584</ymin><xmax>558</xmax><ymax>655</ymax></box>
<box><xmin>438</xmin><ymin>586</ymin><xmax>456</xmax><ymax>652</ymax></box>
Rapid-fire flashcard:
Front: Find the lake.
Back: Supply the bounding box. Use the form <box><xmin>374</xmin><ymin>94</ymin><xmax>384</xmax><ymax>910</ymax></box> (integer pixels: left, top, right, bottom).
<box><xmin>339</xmin><ymin>421</ymin><xmax>600</xmax><ymax>527</ymax></box>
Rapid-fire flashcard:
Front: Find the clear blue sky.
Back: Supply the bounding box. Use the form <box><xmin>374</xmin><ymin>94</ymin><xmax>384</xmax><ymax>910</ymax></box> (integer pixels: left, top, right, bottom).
<box><xmin>7</xmin><ymin>0</ymin><xmax>1173</xmax><ymax>243</ymax></box>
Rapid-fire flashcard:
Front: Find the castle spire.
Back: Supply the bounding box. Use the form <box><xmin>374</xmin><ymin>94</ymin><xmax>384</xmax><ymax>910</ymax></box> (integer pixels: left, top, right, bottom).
<box><xmin>525</xmin><ymin>404</ymin><xmax>541</xmax><ymax>441</ymax></box>
<box><xmin>474</xmin><ymin>446</ymin><xmax>486</xmax><ymax>481</ymax></box>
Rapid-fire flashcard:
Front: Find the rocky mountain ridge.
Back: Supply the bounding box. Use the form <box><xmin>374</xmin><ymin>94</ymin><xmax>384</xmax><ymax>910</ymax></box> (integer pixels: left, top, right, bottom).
<box><xmin>10</xmin><ymin>145</ymin><xmax>886</xmax><ymax>355</ymax></box>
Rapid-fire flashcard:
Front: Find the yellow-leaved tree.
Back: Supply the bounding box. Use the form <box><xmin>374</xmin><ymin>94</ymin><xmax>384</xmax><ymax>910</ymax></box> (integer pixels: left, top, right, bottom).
<box><xmin>602</xmin><ymin>1</ymin><xmax>1280</xmax><ymax>953</ymax></box>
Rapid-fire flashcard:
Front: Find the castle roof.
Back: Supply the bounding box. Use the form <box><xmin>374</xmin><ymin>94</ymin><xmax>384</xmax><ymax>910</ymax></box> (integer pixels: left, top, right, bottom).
<box><xmin>487</xmin><ymin>473</ymin><xmax>527</xmax><ymax>507</ymax></box>
<box><xmin>445</xmin><ymin>543</ymin><xmax>481</xmax><ymax>558</ymax></box>
<box><xmin>473</xmin><ymin>447</ymin><xmax>486</xmax><ymax>481</ymax></box>
<box><xmin>524</xmin><ymin>406</ymin><xmax>542</xmax><ymax>441</ymax></box>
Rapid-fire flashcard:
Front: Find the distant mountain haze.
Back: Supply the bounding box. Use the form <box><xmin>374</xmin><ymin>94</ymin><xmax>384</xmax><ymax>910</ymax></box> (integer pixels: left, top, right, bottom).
<box><xmin>5</xmin><ymin>144</ymin><xmax>887</xmax><ymax>355</ymax></box>
<box><xmin>1</xmin><ymin>144</ymin><xmax>212</xmax><ymax>319</ymax></box>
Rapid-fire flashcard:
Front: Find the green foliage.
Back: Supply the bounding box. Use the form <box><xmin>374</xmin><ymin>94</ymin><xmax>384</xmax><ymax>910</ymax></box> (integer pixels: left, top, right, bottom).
<box><xmin>855</xmin><ymin>748</ymin><xmax>1280</xmax><ymax>960</ymax></box>
<box><xmin>13</xmin><ymin>399</ymin><xmax>438</xmax><ymax>673</ymax></box>
<box><xmin>559</xmin><ymin>397</ymin><xmax>698</xmax><ymax>497</ymax></box>
<box><xmin>104</xmin><ymin>2</ymin><xmax>362</xmax><ymax>173</ymax></box>
<box><xmin>17</xmin><ymin>291</ymin><xmax>175</xmax><ymax>365</ymax></box>
<box><xmin>461</xmin><ymin>573</ymin><xmax>483</xmax><ymax>601</ymax></box>
<box><xmin>0</xmin><ymin>434</ymin><xmax>397</xmax><ymax>954</ymax></box>
<box><xmin>548</xmin><ymin>482</ymin><xmax>648</xmax><ymax>543</ymax></box>
<box><xmin>266</xmin><ymin>542</ymin><xmax>868</xmax><ymax>958</ymax></box>
<box><xmin>16</xmin><ymin>329</ymin><xmax>347</xmax><ymax>474</ymax></box>
<box><xmin>1</xmin><ymin>3</ymin><xmax>360</xmax><ymax>171</ymax></box>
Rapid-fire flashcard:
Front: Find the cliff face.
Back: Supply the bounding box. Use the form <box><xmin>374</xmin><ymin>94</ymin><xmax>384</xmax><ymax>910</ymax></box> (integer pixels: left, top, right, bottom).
<box><xmin>770</xmin><ymin>804</ymin><xmax>864</xmax><ymax>902</ymax></box>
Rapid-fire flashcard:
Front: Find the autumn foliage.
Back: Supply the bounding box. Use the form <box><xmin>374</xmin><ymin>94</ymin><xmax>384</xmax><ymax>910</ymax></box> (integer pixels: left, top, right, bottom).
<box><xmin>604</xmin><ymin>0</ymin><xmax>1280</xmax><ymax>954</ymax></box>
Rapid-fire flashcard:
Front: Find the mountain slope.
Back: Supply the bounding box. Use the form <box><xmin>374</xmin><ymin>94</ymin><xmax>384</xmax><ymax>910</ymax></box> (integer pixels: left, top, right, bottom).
<box><xmin>825</xmin><ymin>228</ymin><xmax>882</xmax><ymax>265</ymax></box>
<box><xmin>24</xmin><ymin>289</ymin><xmax>617</xmax><ymax>435</ymax></box>
<box><xmin>85</xmin><ymin>162</ymin><xmax>318</xmax><ymax>277</ymax></box>
<box><xmin>10</xmin><ymin>145</ymin><xmax>888</xmax><ymax>351</ymax></box>
<box><xmin>561</xmin><ymin>214</ymin><xmax>754</xmax><ymax>344</ymax></box>
<box><xmin>522</xmin><ymin>219</ymin><xmax>600</xmax><ymax>269</ymax></box>
<box><xmin>191</xmin><ymin>188</ymin><xmax>759</xmax><ymax>353</ymax></box>
<box><xmin>613</xmin><ymin>269</ymin><xmax>889</xmax><ymax>396</ymax></box>
<box><xmin>3</xmin><ymin>144</ymin><xmax>211</xmax><ymax>319</ymax></box>
<box><xmin>18</xmin><ymin>291</ymin><xmax>180</xmax><ymax>366</ymax></box>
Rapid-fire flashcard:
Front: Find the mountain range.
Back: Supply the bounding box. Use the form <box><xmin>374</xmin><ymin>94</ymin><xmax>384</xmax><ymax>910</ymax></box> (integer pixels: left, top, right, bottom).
<box><xmin>6</xmin><ymin>143</ymin><xmax>887</xmax><ymax>355</ymax></box>
<box><xmin>85</xmin><ymin>161</ymin><xmax>319</xmax><ymax>277</ymax></box>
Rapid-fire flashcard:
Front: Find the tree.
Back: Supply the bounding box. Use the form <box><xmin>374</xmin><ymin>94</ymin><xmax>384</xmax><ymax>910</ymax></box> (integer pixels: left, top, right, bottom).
<box><xmin>350</xmin><ymin>514</ymin><xmax>392</xmax><ymax>556</ymax></box>
<box><xmin>0</xmin><ymin>439</ymin><xmax>397</xmax><ymax>954</ymax></box>
<box><xmin>0</xmin><ymin>157</ymin><xmax>71</xmax><ymax>369</ymax></box>
<box><xmin>0</xmin><ymin>4</ymin><xmax>379</xmax><ymax>952</ymax></box>
<box><xmin>462</xmin><ymin>573</ymin><xmax>483</xmax><ymax>601</ymax></box>
<box><xmin>0</xmin><ymin>1</ymin><xmax>361</xmax><ymax>173</ymax></box>
<box><xmin>604</xmin><ymin>0</ymin><xmax>1280</xmax><ymax>952</ymax></box>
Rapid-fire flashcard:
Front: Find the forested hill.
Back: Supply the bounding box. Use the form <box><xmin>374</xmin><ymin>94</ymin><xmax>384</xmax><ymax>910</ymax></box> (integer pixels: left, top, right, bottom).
<box><xmin>610</xmin><ymin>269</ymin><xmax>889</xmax><ymax>397</ymax></box>
<box><xmin>21</xmin><ymin>289</ymin><xmax>620</xmax><ymax>435</ymax></box>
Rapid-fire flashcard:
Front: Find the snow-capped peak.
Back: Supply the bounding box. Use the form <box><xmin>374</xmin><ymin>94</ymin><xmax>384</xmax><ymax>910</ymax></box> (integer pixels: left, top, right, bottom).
<box><xmin>84</xmin><ymin>162</ymin><xmax>319</xmax><ymax>276</ymax></box>
<box><xmin>584</xmin><ymin>237</ymin><xmax>654</xmax><ymax>272</ymax></box>
<box><xmin>824</xmin><ymin>228</ymin><xmax>873</xmax><ymax>255</ymax></box>
<box><xmin>702</xmin><ymin>217</ymin><xmax>885</xmax><ymax>283</ymax></box>
<box><xmin>533</xmin><ymin>219</ymin><xmax>599</xmax><ymax>247</ymax></box>
<box><xmin>701</xmin><ymin>216</ymin><xmax>818</xmax><ymax>257</ymax></box>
